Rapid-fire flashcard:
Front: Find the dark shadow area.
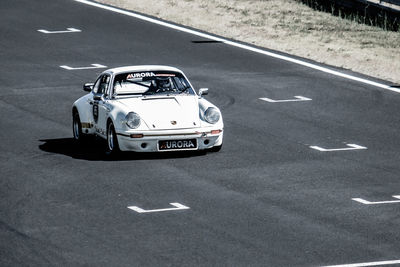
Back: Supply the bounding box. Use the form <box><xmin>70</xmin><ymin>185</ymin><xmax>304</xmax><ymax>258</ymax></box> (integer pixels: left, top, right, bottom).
<box><xmin>298</xmin><ymin>0</ymin><xmax>400</xmax><ymax>31</ymax></box>
<box><xmin>191</xmin><ymin>40</ymin><xmax>224</xmax><ymax>44</ymax></box>
<box><xmin>39</xmin><ymin>138</ymin><xmax>207</xmax><ymax>161</ymax></box>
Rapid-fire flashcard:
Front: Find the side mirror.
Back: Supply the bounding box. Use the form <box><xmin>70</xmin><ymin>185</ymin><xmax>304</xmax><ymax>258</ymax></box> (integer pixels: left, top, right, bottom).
<box><xmin>83</xmin><ymin>83</ymin><xmax>94</xmax><ymax>92</ymax></box>
<box><xmin>198</xmin><ymin>88</ymin><xmax>209</xmax><ymax>97</ymax></box>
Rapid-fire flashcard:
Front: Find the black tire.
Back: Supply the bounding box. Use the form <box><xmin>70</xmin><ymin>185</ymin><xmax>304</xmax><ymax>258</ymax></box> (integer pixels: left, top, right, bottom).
<box><xmin>209</xmin><ymin>143</ymin><xmax>222</xmax><ymax>152</ymax></box>
<box><xmin>72</xmin><ymin>111</ymin><xmax>85</xmax><ymax>143</ymax></box>
<box><xmin>106</xmin><ymin>122</ymin><xmax>120</xmax><ymax>156</ymax></box>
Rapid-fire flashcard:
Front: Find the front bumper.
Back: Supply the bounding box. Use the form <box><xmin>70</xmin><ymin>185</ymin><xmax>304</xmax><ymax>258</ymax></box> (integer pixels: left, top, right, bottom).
<box><xmin>116</xmin><ymin>128</ymin><xmax>223</xmax><ymax>152</ymax></box>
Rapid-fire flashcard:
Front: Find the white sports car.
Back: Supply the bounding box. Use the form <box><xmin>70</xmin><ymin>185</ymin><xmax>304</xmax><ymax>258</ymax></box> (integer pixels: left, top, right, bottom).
<box><xmin>72</xmin><ymin>65</ymin><xmax>223</xmax><ymax>154</ymax></box>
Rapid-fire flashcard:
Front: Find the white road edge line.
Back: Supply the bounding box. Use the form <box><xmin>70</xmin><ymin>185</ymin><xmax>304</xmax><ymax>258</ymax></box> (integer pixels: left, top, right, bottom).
<box><xmin>321</xmin><ymin>259</ymin><xmax>400</xmax><ymax>267</ymax></box>
<box><xmin>259</xmin><ymin>96</ymin><xmax>312</xmax><ymax>103</ymax></box>
<box><xmin>60</xmin><ymin>64</ymin><xmax>107</xmax><ymax>70</ymax></box>
<box><xmin>128</xmin><ymin>202</ymin><xmax>190</xmax><ymax>213</ymax></box>
<box><xmin>72</xmin><ymin>0</ymin><xmax>399</xmax><ymax>93</ymax></box>
<box><xmin>352</xmin><ymin>195</ymin><xmax>400</xmax><ymax>205</ymax></box>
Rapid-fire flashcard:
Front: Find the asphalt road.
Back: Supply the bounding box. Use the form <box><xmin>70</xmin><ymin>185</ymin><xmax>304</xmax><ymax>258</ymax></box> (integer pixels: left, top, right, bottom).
<box><xmin>1</xmin><ymin>0</ymin><xmax>400</xmax><ymax>266</ymax></box>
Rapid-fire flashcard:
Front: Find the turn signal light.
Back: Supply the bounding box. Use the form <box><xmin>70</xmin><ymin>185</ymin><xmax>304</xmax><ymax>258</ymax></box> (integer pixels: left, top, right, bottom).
<box><xmin>130</xmin><ymin>134</ymin><xmax>144</xmax><ymax>138</ymax></box>
<box><xmin>211</xmin><ymin>130</ymin><xmax>222</xmax><ymax>134</ymax></box>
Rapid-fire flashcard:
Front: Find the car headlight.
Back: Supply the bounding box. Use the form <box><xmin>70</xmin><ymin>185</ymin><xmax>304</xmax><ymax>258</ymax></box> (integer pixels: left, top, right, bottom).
<box><xmin>204</xmin><ymin>107</ymin><xmax>220</xmax><ymax>124</ymax></box>
<box><xmin>125</xmin><ymin>112</ymin><xmax>141</xmax><ymax>129</ymax></box>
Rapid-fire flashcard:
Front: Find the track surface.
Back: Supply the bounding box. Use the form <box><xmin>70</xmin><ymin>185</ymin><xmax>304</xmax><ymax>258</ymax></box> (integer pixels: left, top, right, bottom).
<box><xmin>1</xmin><ymin>0</ymin><xmax>400</xmax><ymax>266</ymax></box>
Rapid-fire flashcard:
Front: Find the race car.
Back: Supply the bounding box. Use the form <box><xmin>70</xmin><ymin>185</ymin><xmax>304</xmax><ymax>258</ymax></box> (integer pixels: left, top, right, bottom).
<box><xmin>72</xmin><ymin>65</ymin><xmax>223</xmax><ymax>154</ymax></box>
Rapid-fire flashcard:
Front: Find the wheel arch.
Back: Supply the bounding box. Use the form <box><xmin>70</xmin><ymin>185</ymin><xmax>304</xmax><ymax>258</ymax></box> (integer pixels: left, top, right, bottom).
<box><xmin>72</xmin><ymin>105</ymin><xmax>87</xmax><ymax>126</ymax></box>
<box><xmin>107</xmin><ymin>117</ymin><xmax>114</xmax><ymax>128</ymax></box>
<box><xmin>72</xmin><ymin>106</ymin><xmax>79</xmax><ymax>116</ymax></box>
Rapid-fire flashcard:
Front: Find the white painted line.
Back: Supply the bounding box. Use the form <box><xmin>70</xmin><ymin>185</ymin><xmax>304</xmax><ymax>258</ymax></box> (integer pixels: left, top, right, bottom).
<box><xmin>37</xmin><ymin>28</ymin><xmax>81</xmax><ymax>34</ymax></box>
<box><xmin>59</xmin><ymin>64</ymin><xmax>107</xmax><ymax>70</ymax></box>
<box><xmin>259</xmin><ymin>95</ymin><xmax>312</xmax><ymax>103</ymax></box>
<box><xmin>310</xmin><ymin>144</ymin><xmax>367</xmax><ymax>152</ymax></box>
<box><xmin>321</xmin><ymin>259</ymin><xmax>400</xmax><ymax>267</ymax></box>
<box><xmin>352</xmin><ymin>195</ymin><xmax>400</xmax><ymax>205</ymax></box>
<box><xmin>71</xmin><ymin>0</ymin><xmax>399</xmax><ymax>93</ymax></box>
<box><xmin>127</xmin><ymin>202</ymin><xmax>190</xmax><ymax>213</ymax></box>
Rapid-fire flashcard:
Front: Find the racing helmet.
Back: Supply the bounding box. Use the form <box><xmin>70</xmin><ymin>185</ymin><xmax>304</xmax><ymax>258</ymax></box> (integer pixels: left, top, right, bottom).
<box><xmin>155</xmin><ymin>77</ymin><xmax>172</xmax><ymax>91</ymax></box>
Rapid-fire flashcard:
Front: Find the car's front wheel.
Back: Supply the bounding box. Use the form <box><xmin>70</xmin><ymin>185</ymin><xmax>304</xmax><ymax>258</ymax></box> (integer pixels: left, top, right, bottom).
<box><xmin>73</xmin><ymin>111</ymin><xmax>85</xmax><ymax>142</ymax></box>
<box><xmin>106</xmin><ymin>122</ymin><xmax>120</xmax><ymax>156</ymax></box>
<box><xmin>209</xmin><ymin>143</ymin><xmax>222</xmax><ymax>152</ymax></box>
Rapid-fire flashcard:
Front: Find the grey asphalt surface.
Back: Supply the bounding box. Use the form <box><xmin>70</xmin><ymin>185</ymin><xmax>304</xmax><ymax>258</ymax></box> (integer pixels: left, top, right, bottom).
<box><xmin>1</xmin><ymin>0</ymin><xmax>400</xmax><ymax>266</ymax></box>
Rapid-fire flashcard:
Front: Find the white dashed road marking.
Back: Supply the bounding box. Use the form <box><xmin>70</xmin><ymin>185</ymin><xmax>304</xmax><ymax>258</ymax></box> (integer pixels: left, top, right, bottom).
<box><xmin>321</xmin><ymin>259</ymin><xmax>400</xmax><ymax>267</ymax></box>
<box><xmin>352</xmin><ymin>195</ymin><xmax>400</xmax><ymax>205</ymax></box>
<box><xmin>310</xmin><ymin>144</ymin><xmax>367</xmax><ymax>152</ymax></box>
<box><xmin>37</xmin><ymin>28</ymin><xmax>81</xmax><ymax>34</ymax></box>
<box><xmin>128</xmin><ymin>202</ymin><xmax>190</xmax><ymax>213</ymax></box>
<box><xmin>60</xmin><ymin>64</ymin><xmax>107</xmax><ymax>70</ymax></box>
<box><xmin>259</xmin><ymin>96</ymin><xmax>312</xmax><ymax>103</ymax></box>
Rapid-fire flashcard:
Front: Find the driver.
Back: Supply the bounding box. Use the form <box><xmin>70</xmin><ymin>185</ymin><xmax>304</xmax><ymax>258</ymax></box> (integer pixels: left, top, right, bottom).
<box><xmin>155</xmin><ymin>77</ymin><xmax>172</xmax><ymax>92</ymax></box>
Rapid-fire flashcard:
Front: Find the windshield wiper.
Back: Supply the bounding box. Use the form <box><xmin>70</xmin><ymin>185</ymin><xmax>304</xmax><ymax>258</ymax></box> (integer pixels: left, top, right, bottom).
<box><xmin>179</xmin><ymin>87</ymin><xmax>190</xmax><ymax>94</ymax></box>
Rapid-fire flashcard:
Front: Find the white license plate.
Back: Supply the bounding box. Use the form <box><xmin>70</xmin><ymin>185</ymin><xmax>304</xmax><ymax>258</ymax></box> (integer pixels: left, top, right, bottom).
<box><xmin>158</xmin><ymin>139</ymin><xmax>197</xmax><ymax>150</ymax></box>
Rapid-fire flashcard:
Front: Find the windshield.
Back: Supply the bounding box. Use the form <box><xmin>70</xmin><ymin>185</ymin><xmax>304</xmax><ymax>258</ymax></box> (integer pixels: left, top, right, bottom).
<box><xmin>113</xmin><ymin>71</ymin><xmax>195</xmax><ymax>96</ymax></box>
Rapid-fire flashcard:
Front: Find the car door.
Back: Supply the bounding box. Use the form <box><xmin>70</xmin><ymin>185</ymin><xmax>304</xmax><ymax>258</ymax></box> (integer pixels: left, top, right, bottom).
<box><xmin>92</xmin><ymin>74</ymin><xmax>111</xmax><ymax>138</ymax></box>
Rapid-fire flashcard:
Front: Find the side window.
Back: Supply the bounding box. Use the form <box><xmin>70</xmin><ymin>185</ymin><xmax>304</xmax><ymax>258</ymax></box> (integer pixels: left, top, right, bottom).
<box><xmin>92</xmin><ymin>75</ymin><xmax>111</xmax><ymax>95</ymax></box>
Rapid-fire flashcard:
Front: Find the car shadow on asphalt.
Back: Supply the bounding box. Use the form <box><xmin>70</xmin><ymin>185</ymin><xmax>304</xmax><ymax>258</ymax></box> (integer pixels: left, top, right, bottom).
<box><xmin>39</xmin><ymin>138</ymin><xmax>207</xmax><ymax>161</ymax></box>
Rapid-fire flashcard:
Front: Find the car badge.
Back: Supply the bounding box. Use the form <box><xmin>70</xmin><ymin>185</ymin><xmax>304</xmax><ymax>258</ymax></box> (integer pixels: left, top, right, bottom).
<box><xmin>171</xmin><ymin>120</ymin><xmax>177</xmax><ymax>125</ymax></box>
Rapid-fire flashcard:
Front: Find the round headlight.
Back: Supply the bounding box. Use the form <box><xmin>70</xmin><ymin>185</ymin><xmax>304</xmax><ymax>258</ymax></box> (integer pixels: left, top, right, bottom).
<box><xmin>125</xmin><ymin>112</ymin><xmax>141</xmax><ymax>129</ymax></box>
<box><xmin>204</xmin><ymin>107</ymin><xmax>220</xmax><ymax>124</ymax></box>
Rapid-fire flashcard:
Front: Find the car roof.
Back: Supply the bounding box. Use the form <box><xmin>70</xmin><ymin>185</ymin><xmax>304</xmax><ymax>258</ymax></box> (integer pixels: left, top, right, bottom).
<box><xmin>105</xmin><ymin>65</ymin><xmax>184</xmax><ymax>75</ymax></box>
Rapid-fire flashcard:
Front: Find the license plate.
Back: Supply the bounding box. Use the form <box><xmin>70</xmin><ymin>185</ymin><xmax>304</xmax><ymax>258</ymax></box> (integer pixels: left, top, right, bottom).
<box><xmin>158</xmin><ymin>139</ymin><xmax>197</xmax><ymax>151</ymax></box>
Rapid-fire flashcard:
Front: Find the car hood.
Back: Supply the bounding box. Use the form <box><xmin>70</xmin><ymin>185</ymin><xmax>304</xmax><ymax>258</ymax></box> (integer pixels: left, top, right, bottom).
<box><xmin>116</xmin><ymin>95</ymin><xmax>201</xmax><ymax>130</ymax></box>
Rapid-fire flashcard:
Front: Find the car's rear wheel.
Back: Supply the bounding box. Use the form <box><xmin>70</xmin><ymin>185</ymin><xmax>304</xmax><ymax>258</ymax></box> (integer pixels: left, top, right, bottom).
<box><xmin>106</xmin><ymin>122</ymin><xmax>120</xmax><ymax>156</ymax></box>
